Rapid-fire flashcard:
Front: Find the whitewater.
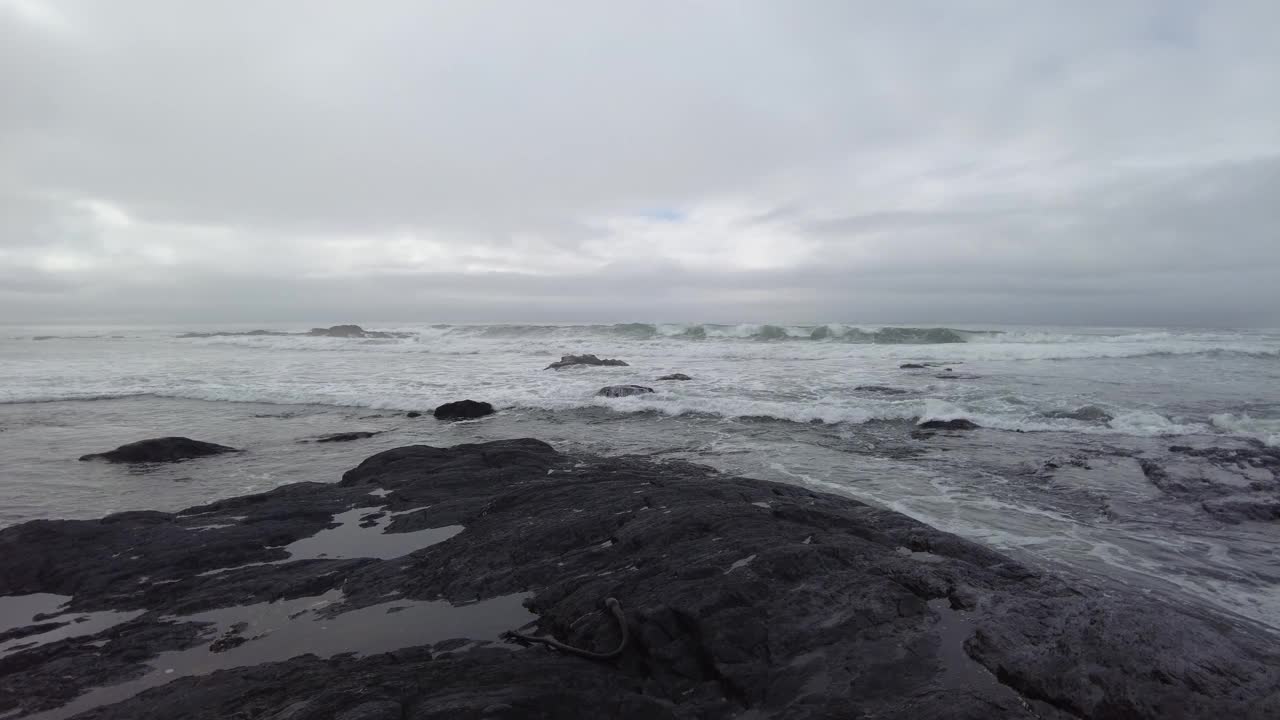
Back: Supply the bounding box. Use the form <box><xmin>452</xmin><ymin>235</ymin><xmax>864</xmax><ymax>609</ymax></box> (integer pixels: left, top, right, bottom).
<box><xmin>1</xmin><ymin>322</ymin><xmax>1278</xmax><ymax>631</ymax></box>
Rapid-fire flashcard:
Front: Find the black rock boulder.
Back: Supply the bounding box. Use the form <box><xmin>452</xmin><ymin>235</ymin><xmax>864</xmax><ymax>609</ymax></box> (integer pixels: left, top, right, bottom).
<box><xmin>433</xmin><ymin>400</ymin><xmax>495</xmax><ymax>420</ymax></box>
<box><xmin>79</xmin><ymin>437</ymin><xmax>239</xmax><ymax>463</ymax></box>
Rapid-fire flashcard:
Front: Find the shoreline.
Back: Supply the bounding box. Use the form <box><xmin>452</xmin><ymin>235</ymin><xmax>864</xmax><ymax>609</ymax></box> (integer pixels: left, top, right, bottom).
<box><xmin>2</xmin><ymin>438</ymin><xmax>1277</xmax><ymax>718</ymax></box>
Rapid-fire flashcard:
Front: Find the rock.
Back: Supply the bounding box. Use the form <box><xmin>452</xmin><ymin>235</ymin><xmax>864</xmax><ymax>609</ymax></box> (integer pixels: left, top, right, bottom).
<box><xmin>2</xmin><ymin>440</ymin><xmax>1278</xmax><ymax>719</ymax></box>
<box><xmin>545</xmin><ymin>354</ymin><xmax>629</xmax><ymax>370</ymax></box>
<box><xmin>1139</xmin><ymin>444</ymin><xmax>1278</xmax><ymax>522</ymax></box>
<box><xmin>596</xmin><ymin>385</ymin><xmax>654</xmax><ymax>398</ymax></box>
<box><xmin>1046</xmin><ymin>405</ymin><xmax>1114</xmax><ymax>423</ymax></box>
<box><xmin>306</xmin><ymin>324</ymin><xmax>408</xmax><ymax>339</ymax></box>
<box><xmin>315</xmin><ymin>432</ymin><xmax>380</xmax><ymax>443</ymax></box>
<box><xmin>405</xmin><ymin>411</ymin><xmax>422</xmax><ymax>418</ymax></box>
<box><xmin>79</xmin><ymin>437</ymin><xmax>239</xmax><ymax>463</ymax></box>
<box><xmin>657</xmin><ymin>373</ymin><xmax>692</xmax><ymax>381</ymax></box>
<box><xmin>1202</xmin><ymin>494</ymin><xmax>1280</xmax><ymax>523</ymax></box>
<box><xmin>900</xmin><ymin>363</ymin><xmax>927</xmax><ymax>369</ymax></box>
<box><xmin>433</xmin><ymin>400</ymin><xmax>495</xmax><ymax>420</ymax></box>
<box><xmin>855</xmin><ymin>385</ymin><xmax>910</xmax><ymax>395</ymax></box>
<box><xmin>919</xmin><ymin>419</ymin><xmax>980</xmax><ymax>430</ymax></box>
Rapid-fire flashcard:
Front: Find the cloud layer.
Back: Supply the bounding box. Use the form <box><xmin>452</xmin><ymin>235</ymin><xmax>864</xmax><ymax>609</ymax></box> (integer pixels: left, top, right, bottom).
<box><xmin>3</xmin><ymin>0</ymin><xmax>1279</xmax><ymax>325</ymax></box>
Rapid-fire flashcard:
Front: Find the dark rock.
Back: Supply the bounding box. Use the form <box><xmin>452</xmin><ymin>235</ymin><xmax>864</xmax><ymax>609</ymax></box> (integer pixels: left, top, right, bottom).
<box><xmin>209</xmin><ymin>623</ymin><xmax>250</xmax><ymax>653</ymax></box>
<box><xmin>1046</xmin><ymin>405</ymin><xmax>1114</xmax><ymax>423</ymax></box>
<box><xmin>855</xmin><ymin>385</ymin><xmax>910</xmax><ymax>395</ymax></box>
<box><xmin>315</xmin><ymin>432</ymin><xmax>380</xmax><ymax>443</ymax></box>
<box><xmin>545</xmin><ymin>354</ymin><xmax>629</xmax><ymax>370</ymax></box>
<box><xmin>900</xmin><ymin>363</ymin><xmax>928</xmax><ymax>369</ymax></box>
<box><xmin>3</xmin><ymin>440</ymin><xmax>1277</xmax><ymax>719</ymax></box>
<box><xmin>405</xmin><ymin>411</ymin><xmax>422</xmax><ymax>418</ymax></box>
<box><xmin>596</xmin><ymin>385</ymin><xmax>654</xmax><ymax>398</ymax></box>
<box><xmin>1140</xmin><ymin>445</ymin><xmax>1279</xmax><ymax>523</ymax></box>
<box><xmin>306</xmin><ymin>324</ymin><xmax>409</xmax><ymax>339</ymax></box>
<box><xmin>79</xmin><ymin>437</ymin><xmax>239</xmax><ymax>463</ymax></box>
<box><xmin>433</xmin><ymin>399</ymin><xmax>495</xmax><ymax>421</ymax></box>
<box><xmin>919</xmin><ymin>419</ymin><xmax>980</xmax><ymax>431</ymax></box>
<box><xmin>657</xmin><ymin>373</ymin><xmax>692</xmax><ymax>381</ymax></box>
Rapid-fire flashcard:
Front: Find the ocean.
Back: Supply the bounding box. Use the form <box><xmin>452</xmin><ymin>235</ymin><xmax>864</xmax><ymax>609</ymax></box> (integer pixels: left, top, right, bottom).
<box><xmin>1</xmin><ymin>322</ymin><xmax>1278</xmax><ymax>630</ymax></box>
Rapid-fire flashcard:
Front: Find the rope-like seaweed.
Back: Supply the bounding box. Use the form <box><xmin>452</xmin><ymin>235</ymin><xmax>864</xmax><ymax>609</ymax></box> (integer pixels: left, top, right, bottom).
<box><xmin>502</xmin><ymin>597</ymin><xmax>628</xmax><ymax>661</ymax></box>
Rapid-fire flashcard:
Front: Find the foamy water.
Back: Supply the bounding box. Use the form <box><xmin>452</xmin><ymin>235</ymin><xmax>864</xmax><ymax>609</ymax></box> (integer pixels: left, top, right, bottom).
<box><xmin>1</xmin><ymin>322</ymin><xmax>1278</xmax><ymax>630</ymax></box>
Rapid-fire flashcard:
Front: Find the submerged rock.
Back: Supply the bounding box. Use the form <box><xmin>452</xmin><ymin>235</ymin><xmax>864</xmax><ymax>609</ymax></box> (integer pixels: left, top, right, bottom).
<box><xmin>315</xmin><ymin>432</ymin><xmax>380</xmax><ymax>443</ymax></box>
<box><xmin>1046</xmin><ymin>405</ymin><xmax>1114</xmax><ymax>423</ymax></box>
<box><xmin>656</xmin><ymin>373</ymin><xmax>692</xmax><ymax>381</ymax></box>
<box><xmin>1139</xmin><ymin>444</ymin><xmax>1279</xmax><ymax>523</ymax></box>
<box><xmin>78</xmin><ymin>437</ymin><xmax>239</xmax><ymax>463</ymax></box>
<box><xmin>919</xmin><ymin>419</ymin><xmax>980</xmax><ymax>431</ymax></box>
<box><xmin>433</xmin><ymin>399</ymin><xmax>495</xmax><ymax>420</ymax></box>
<box><xmin>900</xmin><ymin>363</ymin><xmax>928</xmax><ymax>369</ymax></box>
<box><xmin>545</xmin><ymin>354</ymin><xmax>630</xmax><ymax>370</ymax></box>
<box><xmin>596</xmin><ymin>385</ymin><xmax>654</xmax><ymax>398</ymax></box>
<box><xmin>405</xmin><ymin>411</ymin><xmax>422</xmax><ymax>418</ymax></box>
<box><xmin>855</xmin><ymin>385</ymin><xmax>910</xmax><ymax>395</ymax></box>
<box><xmin>3</xmin><ymin>439</ymin><xmax>1277</xmax><ymax>719</ymax></box>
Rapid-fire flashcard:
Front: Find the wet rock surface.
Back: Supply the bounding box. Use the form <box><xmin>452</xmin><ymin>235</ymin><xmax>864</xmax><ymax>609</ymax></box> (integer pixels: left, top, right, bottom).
<box><xmin>77</xmin><ymin>437</ymin><xmax>239</xmax><ymax>464</ymax></box>
<box><xmin>315</xmin><ymin>432</ymin><xmax>381</xmax><ymax>443</ymax></box>
<box><xmin>545</xmin><ymin>354</ymin><xmax>629</xmax><ymax>370</ymax></box>
<box><xmin>2</xmin><ymin>439</ymin><xmax>1278</xmax><ymax>719</ymax></box>
<box><xmin>657</xmin><ymin>373</ymin><xmax>692</xmax><ymax>381</ymax></box>
<box><xmin>855</xmin><ymin>385</ymin><xmax>911</xmax><ymax>395</ymax></box>
<box><xmin>919</xmin><ymin>419</ymin><xmax>981</xmax><ymax>431</ymax></box>
<box><xmin>1138</xmin><ymin>443</ymin><xmax>1280</xmax><ymax>523</ymax></box>
<box><xmin>596</xmin><ymin>385</ymin><xmax>655</xmax><ymax>398</ymax></box>
<box><xmin>1045</xmin><ymin>406</ymin><xmax>1114</xmax><ymax>424</ymax></box>
<box><xmin>432</xmin><ymin>400</ymin><xmax>495</xmax><ymax>421</ymax></box>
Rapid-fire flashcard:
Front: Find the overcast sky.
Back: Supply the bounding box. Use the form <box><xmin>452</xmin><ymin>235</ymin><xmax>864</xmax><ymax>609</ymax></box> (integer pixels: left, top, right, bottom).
<box><xmin>2</xmin><ymin>1</ymin><xmax>1278</xmax><ymax>326</ymax></box>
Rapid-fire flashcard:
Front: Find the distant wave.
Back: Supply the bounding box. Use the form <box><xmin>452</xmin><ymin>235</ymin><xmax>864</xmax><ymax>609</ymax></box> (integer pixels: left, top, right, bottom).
<box><xmin>432</xmin><ymin>323</ymin><xmax>976</xmax><ymax>343</ymax></box>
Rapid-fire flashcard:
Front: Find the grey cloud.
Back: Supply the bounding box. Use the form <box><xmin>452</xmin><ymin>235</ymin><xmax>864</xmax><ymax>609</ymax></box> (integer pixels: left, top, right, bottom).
<box><xmin>1</xmin><ymin>1</ymin><xmax>1279</xmax><ymax>326</ymax></box>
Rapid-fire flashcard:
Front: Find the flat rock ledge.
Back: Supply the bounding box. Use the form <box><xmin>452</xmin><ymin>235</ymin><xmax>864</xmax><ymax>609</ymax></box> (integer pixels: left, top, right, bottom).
<box><xmin>2</xmin><ymin>439</ymin><xmax>1277</xmax><ymax>719</ymax></box>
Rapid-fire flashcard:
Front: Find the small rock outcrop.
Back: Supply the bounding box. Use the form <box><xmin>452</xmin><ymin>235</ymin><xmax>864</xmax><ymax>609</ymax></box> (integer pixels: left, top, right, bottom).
<box><xmin>900</xmin><ymin>363</ymin><xmax>927</xmax><ymax>369</ymax></box>
<box><xmin>306</xmin><ymin>325</ymin><xmax>409</xmax><ymax>339</ymax></box>
<box><xmin>855</xmin><ymin>385</ymin><xmax>909</xmax><ymax>395</ymax></box>
<box><xmin>918</xmin><ymin>419</ymin><xmax>980</xmax><ymax>431</ymax></box>
<box><xmin>433</xmin><ymin>400</ymin><xmax>495</xmax><ymax>420</ymax></box>
<box><xmin>315</xmin><ymin>432</ymin><xmax>380</xmax><ymax>443</ymax></box>
<box><xmin>1139</xmin><ymin>445</ymin><xmax>1279</xmax><ymax>523</ymax></box>
<box><xmin>657</xmin><ymin>373</ymin><xmax>692</xmax><ymax>381</ymax></box>
<box><xmin>79</xmin><ymin>437</ymin><xmax>239</xmax><ymax>463</ymax></box>
<box><xmin>545</xmin><ymin>354</ymin><xmax>629</xmax><ymax>370</ymax></box>
<box><xmin>405</xmin><ymin>411</ymin><xmax>422</xmax><ymax>418</ymax></box>
<box><xmin>596</xmin><ymin>385</ymin><xmax>655</xmax><ymax>398</ymax></box>
<box><xmin>1046</xmin><ymin>405</ymin><xmax>1115</xmax><ymax>423</ymax></box>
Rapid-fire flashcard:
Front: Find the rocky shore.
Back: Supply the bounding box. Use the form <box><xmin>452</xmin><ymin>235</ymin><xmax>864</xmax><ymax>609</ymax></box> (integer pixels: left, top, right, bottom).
<box><xmin>2</xmin><ymin>439</ymin><xmax>1278</xmax><ymax>719</ymax></box>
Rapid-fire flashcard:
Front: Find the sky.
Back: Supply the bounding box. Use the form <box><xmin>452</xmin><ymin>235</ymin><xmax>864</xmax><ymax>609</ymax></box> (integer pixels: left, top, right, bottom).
<box><xmin>2</xmin><ymin>0</ymin><xmax>1278</xmax><ymax>326</ymax></box>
